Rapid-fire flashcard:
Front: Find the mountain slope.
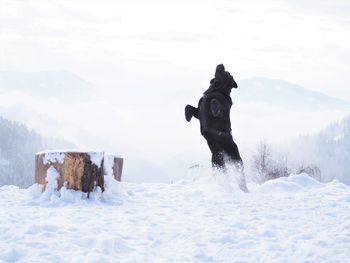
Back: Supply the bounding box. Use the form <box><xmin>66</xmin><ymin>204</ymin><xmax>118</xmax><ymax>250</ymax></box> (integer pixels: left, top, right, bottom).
<box><xmin>286</xmin><ymin>114</ymin><xmax>350</xmax><ymax>184</ymax></box>
<box><xmin>0</xmin><ymin>116</ymin><xmax>75</xmax><ymax>187</ymax></box>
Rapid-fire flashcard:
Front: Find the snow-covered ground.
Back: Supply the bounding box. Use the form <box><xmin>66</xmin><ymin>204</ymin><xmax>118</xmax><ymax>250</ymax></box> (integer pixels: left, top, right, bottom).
<box><xmin>0</xmin><ymin>170</ymin><xmax>349</xmax><ymax>263</ymax></box>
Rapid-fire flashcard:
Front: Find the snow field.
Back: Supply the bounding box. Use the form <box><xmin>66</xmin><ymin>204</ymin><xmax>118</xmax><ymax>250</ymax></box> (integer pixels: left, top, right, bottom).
<box><xmin>0</xmin><ymin>169</ymin><xmax>349</xmax><ymax>263</ymax></box>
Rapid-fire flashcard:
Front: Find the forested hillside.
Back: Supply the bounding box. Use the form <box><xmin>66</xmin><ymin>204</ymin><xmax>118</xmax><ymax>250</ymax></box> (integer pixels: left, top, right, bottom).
<box><xmin>287</xmin><ymin>114</ymin><xmax>350</xmax><ymax>184</ymax></box>
<box><xmin>0</xmin><ymin>116</ymin><xmax>74</xmax><ymax>187</ymax></box>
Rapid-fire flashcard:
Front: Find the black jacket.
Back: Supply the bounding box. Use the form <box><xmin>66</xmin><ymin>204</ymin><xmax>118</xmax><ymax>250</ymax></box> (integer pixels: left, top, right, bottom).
<box><xmin>185</xmin><ymin>64</ymin><xmax>237</xmax><ymax>140</ymax></box>
<box><xmin>198</xmin><ymin>91</ymin><xmax>232</xmax><ymax>136</ymax></box>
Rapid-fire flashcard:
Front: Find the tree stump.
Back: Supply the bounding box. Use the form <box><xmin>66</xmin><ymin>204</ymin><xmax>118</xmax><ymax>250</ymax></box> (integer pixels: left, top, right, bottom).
<box><xmin>35</xmin><ymin>150</ymin><xmax>123</xmax><ymax>195</ymax></box>
<box><xmin>105</xmin><ymin>155</ymin><xmax>124</xmax><ymax>181</ymax></box>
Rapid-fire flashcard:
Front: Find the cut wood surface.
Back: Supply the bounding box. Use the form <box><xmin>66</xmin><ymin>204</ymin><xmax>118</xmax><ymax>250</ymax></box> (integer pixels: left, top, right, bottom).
<box><xmin>35</xmin><ymin>150</ymin><xmax>123</xmax><ymax>194</ymax></box>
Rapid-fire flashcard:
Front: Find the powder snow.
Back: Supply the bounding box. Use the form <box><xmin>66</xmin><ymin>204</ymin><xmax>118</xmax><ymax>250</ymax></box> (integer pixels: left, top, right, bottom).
<box><xmin>0</xmin><ymin>169</ymin><xmax>349</xmax><ymax>263</ymax></box>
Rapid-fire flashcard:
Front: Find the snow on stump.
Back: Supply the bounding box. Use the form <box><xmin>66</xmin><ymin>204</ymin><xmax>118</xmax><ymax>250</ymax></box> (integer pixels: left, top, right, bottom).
<box><xmin>35</xmin><ymin>150</ymin><xmax>123</xmax><ymax>194</ymax></box>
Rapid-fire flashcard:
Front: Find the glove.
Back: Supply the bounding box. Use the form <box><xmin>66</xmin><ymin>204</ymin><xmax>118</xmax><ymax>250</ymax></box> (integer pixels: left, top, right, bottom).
<box><xmin>185</xmin><ymin>105</ymin><xmax>193</xmax><ymax>122</ymax></box>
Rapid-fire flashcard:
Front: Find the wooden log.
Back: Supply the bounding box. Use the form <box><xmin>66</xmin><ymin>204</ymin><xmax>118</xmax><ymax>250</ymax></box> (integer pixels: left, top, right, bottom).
<box><xmin>35</xmin><ymin>151</ymin><xmax>105</xmax><ymax>195</ymax></box>
<box><xmin>114</xmin><ymin>157</ymin><xmax>123</xmax><ymax>181</ymax></box>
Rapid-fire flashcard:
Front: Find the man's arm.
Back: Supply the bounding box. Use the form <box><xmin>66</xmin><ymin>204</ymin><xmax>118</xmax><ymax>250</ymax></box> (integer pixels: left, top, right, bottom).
<box><xmin>185</xmin><ymin>105</ymin><xmax>199</xmax><ymax>122</ymax></box>
<box><xmin>210</xmin><ymin>98</ymin><xmax>223</xmax><ymax>118</ymax></box>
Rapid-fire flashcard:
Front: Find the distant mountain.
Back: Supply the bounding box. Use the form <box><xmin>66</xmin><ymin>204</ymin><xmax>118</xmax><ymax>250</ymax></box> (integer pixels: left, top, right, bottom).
<box><xmin>0</xmin><ymin>116</ymin><xmax>75</xmax><ymax>187</ymax></box>
<box><xmin>0</xmin><ymin>71</ymin><xmax>93</xmax><ymax>100</ymax></box>
<box><xmin>2</xmin><ymin>72</ymin><xmax>349</xmax><ymax>111</ymax></box>
<box><xmin>236</xmin><ymin>78</ymin><xmax>350</xmax><ymax>111</ymax></box>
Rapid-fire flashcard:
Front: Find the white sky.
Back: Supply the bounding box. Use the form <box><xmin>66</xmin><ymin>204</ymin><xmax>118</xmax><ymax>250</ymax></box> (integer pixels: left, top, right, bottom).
<box><xmin>0</xmin><ymin>0</ymin><xmax>349</xmax><ymax>172</ymax></box>
<box><xmin>0</xmin><ymin>1</ymin><xmax>349</xmax><ymax>97</ymax></box>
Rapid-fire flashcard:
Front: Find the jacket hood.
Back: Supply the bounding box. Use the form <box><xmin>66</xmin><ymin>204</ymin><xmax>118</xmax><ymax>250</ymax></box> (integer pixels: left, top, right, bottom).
<box><xmin>203</xmin><ymin>64</ymin><xmax>237</xmax><ymax>101</ymax></box>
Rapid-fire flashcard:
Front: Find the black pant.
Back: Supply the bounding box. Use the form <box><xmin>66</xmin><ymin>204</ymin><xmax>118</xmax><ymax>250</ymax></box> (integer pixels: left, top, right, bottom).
<box><xmin>204</xmin><ymin>131</ymin><xmax>242</xmax><ymax>169</ymax></box>
<box><xmin>204</xmin><ymin>130</ymin><xmax>248</xmax><ymax>192</ymax></box>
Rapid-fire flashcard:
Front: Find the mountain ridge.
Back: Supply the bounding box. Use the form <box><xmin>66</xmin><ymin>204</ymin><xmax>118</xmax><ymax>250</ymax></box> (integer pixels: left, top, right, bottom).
<box><xmin>236</xmin><ymin>77</ymin><xmax>350</xmax><ymax>110</ymax></box>
<box><xmin>0</xmin><ymin>71</ymin><xmax>93</xmax><ymax>100</ymax></box>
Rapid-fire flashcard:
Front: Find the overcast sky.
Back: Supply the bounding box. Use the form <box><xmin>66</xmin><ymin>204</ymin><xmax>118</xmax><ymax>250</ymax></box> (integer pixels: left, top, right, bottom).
<box><xmin>1</xmin><ymin>0</ymin><xmax>349</xmax><ymax>98</ymax></box>
<box><xmin>0</xmin><ymin>1</ymin><xmax>349</xmax><ymax>175</ymax></box>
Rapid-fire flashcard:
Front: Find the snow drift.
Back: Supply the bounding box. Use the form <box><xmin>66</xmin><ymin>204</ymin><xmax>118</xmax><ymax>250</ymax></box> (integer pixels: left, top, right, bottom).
<box><xmin>0</xmin><ymin>170</ymin><xmax>349</xmax><ymax>263</ymax></box>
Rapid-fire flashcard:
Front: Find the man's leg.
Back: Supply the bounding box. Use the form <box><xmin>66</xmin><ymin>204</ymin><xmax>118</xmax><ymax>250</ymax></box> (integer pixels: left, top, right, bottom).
<box><xmin>206</xmin><ymin>139</ymin><xmax>225</xmax><ymax>169</ymax></box>
<box><xmin>221</xmin><ymin>136</ymin><xmax>242</xmax><ymax>163</ymax></box>
<box><xmin>221</xmin><ymin>137</ymin><xmax>248</xmax><ymax>192</ymax></box>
